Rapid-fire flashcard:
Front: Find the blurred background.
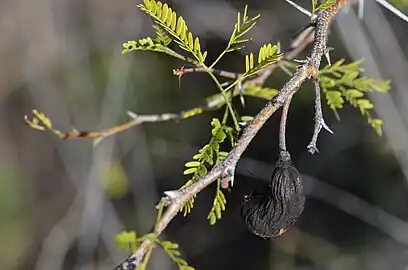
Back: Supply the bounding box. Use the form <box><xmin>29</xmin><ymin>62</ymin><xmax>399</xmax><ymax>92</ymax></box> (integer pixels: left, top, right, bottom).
<box><xmin>1</xmin><ymin>0</ymin><xmax>408</xmax><ymax>269</ymax></box>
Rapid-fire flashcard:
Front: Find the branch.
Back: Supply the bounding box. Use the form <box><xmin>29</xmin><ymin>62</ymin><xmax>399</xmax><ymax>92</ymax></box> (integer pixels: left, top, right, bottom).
<box><xmin>174</xmin><ymin>65</ymin><xmax>241</xmax><ymax>79</ymax></box>
<box><xmin>176</xmin><ymin>24</ymin><xmax>316</xmax><ymax>85</ymax></box>
<box><xmin>278</xmin><ymin>89</ymin><xmax>296</xmax><ymax>152</ymax></box>
<box><xmin>115</xmin><ymin>1</ymin><xmax>347</xmax><ymax>269</ymax></box>
<box><xmin>307</xmin><ymin>77</ymin><xmax>333</xmax><ymax>154</ymax></box>
<box><xmin>26</xmin><ymin>23</ymin><xmax>318</xmax><ymax>147</ymax></box>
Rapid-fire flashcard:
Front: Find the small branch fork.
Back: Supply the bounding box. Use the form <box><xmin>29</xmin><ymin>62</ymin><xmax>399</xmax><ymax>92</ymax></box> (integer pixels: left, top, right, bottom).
<box><xmin>116</xmin><ymin>1</ymin><xmax>346</xmax><ymax>269</ymax></box>
<box><xmin>307</xmin><ymin>77</ymin><xmax>333</xmax><ymax>154</ymax></box>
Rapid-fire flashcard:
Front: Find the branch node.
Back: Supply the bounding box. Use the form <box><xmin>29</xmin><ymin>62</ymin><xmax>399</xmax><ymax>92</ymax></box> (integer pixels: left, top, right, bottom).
<box><xmin>163</xmin><ymin>190</ymin><xmax>181</xmax><ymax>201</ymax></box>
<box><xmin>221</xmin><ymin>165</ymin><xmax>235</xmax><ymax>188</ymax></box>
<box><xmin>307</xmin><ymin>77</ymin><xmax>333</xmax><ymax>154</ymax></box>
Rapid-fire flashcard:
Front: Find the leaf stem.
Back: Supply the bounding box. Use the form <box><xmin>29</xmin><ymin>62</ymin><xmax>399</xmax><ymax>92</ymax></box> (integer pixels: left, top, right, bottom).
<box><xmin>206</xmin><ymin>70</ymin><xmax>240</xmax><ymax>130</ymax></box>
<box><xmin>209</xmin><ymin>50</ymin><xmax>227</xmax><ymax>69</ymax></box>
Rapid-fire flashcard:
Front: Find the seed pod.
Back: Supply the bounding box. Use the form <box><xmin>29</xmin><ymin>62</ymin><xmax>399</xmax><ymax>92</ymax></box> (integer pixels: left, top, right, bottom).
<box><xmin>241</xmin><ymin>151</ymin><xmax>305</xmax><ymax>238</ymax></box>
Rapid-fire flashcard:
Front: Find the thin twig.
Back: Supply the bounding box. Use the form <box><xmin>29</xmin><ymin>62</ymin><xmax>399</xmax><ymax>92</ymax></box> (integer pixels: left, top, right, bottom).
<box><xmin>279</xmin><ymin>90</ymin><xmax>296</xmax><ymax>152</ymax></box>
<box><xmin>175</xmin><ymin>23</ymin><xmax>317</xmax><ymax>85</ymax></box>
<box><xmin>174</xmin><ymin>65</ymin><xmax>241</xmax><ymax>79</ymax></box>
<box><xmin>307</xmin><ymin>77</ymin><xmax>333</xmax><ymax>154</ymax></box>
<box><xmin>115</xmin><ymin>1</ymin><xmax>346</xmax><ymax>269</ymax></box>
<box><xmin>26</xmin><ymin>24</ymin><xmax>319</xmax><ymax>146</ymax></box>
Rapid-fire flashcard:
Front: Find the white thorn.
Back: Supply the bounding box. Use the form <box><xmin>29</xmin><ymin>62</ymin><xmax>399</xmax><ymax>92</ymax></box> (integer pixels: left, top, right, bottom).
<box><xmin>164</xmin><ymin>190</ymin><xmax>180</xmax><ymax>199</ymax></box>
<box><xmin>324</xmin><ymin>47</ymin><xmax>334</xmax><ymax>66</ymax></box>
<box><xmin>307</xmin><ymin>144</ymin><xmax>320</xmax><ymax>155</ymax></box>
<box><xmin>127</xmin><ymin>111</ymin><xmax>138</xmax><ymax>119</ymax></box>
<box><xmin>238</xmin><ymin>81</ymin><xmax>245</xmax><ymax>108</ymax></box>
<box><xmin>322</xmin><ymin>121</ymin><xmax>334</xmax><ymax>134</ymax></box>
<box><xmin>325</xmin><ymin>53</ymin><xmax>331</xmax><ymax>66</ymax></box>
<box><xmin>221</xmin><ymin>166</ymin><xmax>235</xmax><ymax>188</ymax></box>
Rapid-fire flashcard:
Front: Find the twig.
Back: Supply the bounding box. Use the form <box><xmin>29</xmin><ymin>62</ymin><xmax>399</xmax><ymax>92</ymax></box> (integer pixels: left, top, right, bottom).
<box><xmin>175</xmin><ymin>22</ymin><xmax>318</xmax><ymax>85</ymax></box>
<box><xmin>174</xmin><ymin>65</ymin><xmax>241</xmax><ymax>79</ymax></box>
<box><xmin>115</xmin><ymin>1</ymin><xmax>347</xmax><ymax>269</ymax></box>
<box><xmin>26</xmin><ymin>24</ymin><xmax>318</xmax><ymax>146</ymax></box>
<box><xmin>279</xmin><ymin>89</ymin><xmax>296</xmax><ymax>152</ymax></box>
<box><xmin>307</xmin><ymin>77</ymin><xmax>333</xmax><ymax>154</ymax></box>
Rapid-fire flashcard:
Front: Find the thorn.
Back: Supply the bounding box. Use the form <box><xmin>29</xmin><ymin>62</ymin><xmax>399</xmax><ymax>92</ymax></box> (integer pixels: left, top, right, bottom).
<box><xmin>174</xmin><ymin>65</ymin><xmax>185</xmax><ymax>89</ymax></box>
<box><xmin>307</xmin><ymin>144</ymin><xmax>320</xmax><ymax>155</ymax></box>
<box><xmin>127</xmin><ymin>111</ymin><xmax>138</xmax><ymax>120</ymax></box>
<box><xmin>322</xmin><ymin>121</ymin><xmax>334</xmax><ymax>134</ymax></box>
<box><xmin>221</xmin><ymin>166</ymin><xmax>235</xmax><ymax>188</ymax></box>
<box><xmin>324</xmin><ymin>47</ymin><xmax>334</xmax><ymax>66</ymax></box>
<box><xmin>238</xmin><ymin>121</ymin><xmax>248</xmax><ymax>129</ymax></box>
<box><xmin>238</xmin><ymin>81</ymin><xmax>245</xmax><ymax>107</ymax></box>
<box><xmin>164</xmin><ymin>190</ymin><xmax>180</xmax><ymax>200</ymax></box>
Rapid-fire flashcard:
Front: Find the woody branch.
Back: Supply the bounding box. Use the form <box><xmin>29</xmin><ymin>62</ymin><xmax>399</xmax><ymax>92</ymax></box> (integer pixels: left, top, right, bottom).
<box><xmin>116</xmin><ymin>1</ymin><xmax>346</xmax><ymax>269</ymax></box>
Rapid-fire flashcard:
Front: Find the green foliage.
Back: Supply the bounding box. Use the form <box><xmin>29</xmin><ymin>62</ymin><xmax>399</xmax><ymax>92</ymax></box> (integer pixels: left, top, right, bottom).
<box><xmin>389</xmin><ymin>0</ymin><xmax>408</xmax><ymax>8</ymax></box>
<box><xmin>122</xmin><ymin>38</ymin><xmax>187</xmax><ymax>61</ymax></box>
<box><xmin>311</xmin><ymin>0</ymin><xmax>336</xmax><ymax>20</ymax></box>
<box><xmin>198</xmin><ymin>84</ymin><xmax>278</xmax><ymax>113</ymax></box>
<box><xmin>224</xmin><ymin>5</ymin><xmax>260</xmax><ymax>54</ymax></box>
<box><xmin>138</xmin><ymin>0</ymin><xmax>207</xmax><ymax>63</ymax></box>
<box><xmin>319</xmin><ymin>58</ymin><xmax>391</xmax><ymax>135</ymax></box>
<box><xmin>115</xmin><ymin>231</ymin><xmax>194</xmax><ymax>270</ymax></box>
<box><xmin>208</xmin><ymin>5</ymin><xmax>261</xmax><ymax>68</ymax></box>
<box><xmin>180</xmin><ymin>118</ymin><xmax>234</xmax><ymax>224</ymax></box>
<box><xmin>159</xmin><ymin>241</ymin><xmax>195</xmax><ymax>270</ymax></box>
<box><xmin>115</xmin><ymin>231</ymin><xmax>139</xmax><ymax>252</ymax></box>
<box><xmin>207</xmin><ymin>161</ymin><xmax>228</xmax><ymax>225</ymax></box>
<box><xmin>153</xmin><ymin>24</ymin><xmax>172</xmax><ymax>46</ymax></box>
<box><xmin>24</xmin><ymin>109</ymin><xmax>60</xmax><ymax>136</ymax></box>
<box><xmin>244</xmin><ymin>44</ymin><xmax>283</xmax><ymax>77</ymax></box>
<box><xmin>122</xmin><ymin>2</ymin><xmax>282</xmax><ymax>133</ymax></box>
<box><xmin>102</xmin><ymin>162</ymin><xmax>129</xmax><ymax>198</ymax></box>
<box><xmin>242</xmin><ymin>84</ymin><xmax>279</xmax><ymax>100</ymax></box>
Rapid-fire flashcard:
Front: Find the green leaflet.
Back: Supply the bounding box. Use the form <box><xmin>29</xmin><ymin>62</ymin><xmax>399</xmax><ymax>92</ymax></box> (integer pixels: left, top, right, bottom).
<box><xmin>180</xmin><ymin>118</ymin><xmax>234</xmax><ymax>224</ymax></box>
<box><xmin>320</xmin><ymin>58</ymin><xmax>391</xmax><ymax>136</ymax></box>
<box><xmin>311</xmin><ymin>0</ymin><xmax>336</xmax><ymax>21</ymax></box>
<box><xmin>159</xmin><ymin>240</ymin><xmax>195</xmax><ymax>270</ymax></box>
<box><xmin>138</xmin><ymin>0</ymin><xmax>207</xmax><ymax>63</ymax></box>
<box><xmin>115</xmin><ymin>231</ymin><xmax>194</xmax><ymax>270</ymax></box>
<box><xmin>244</xmin><ymin>43</ymin><xmax>283</xmax><ymax>77</ymax></box>
<box><xmin>226</xmin><ymin>5</ymin><xmax>261</xmax><ymax>53</ymax></box>
<box><xmin>115</xmin><ymin>231</ymin><xmax>139</xmax><ymax>252</ymax></box>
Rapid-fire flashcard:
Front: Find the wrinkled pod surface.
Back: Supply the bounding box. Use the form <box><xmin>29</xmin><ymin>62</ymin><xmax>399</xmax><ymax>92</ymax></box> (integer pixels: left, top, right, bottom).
<box><xmin>241</xmin><ymin>151</ymin><xmax>305</xmax><ymax>238</ymax></box>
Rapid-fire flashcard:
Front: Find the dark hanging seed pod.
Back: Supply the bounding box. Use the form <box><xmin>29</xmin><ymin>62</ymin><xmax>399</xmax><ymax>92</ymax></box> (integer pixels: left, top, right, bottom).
<box><xmin>241</xmin><ymin>151</ymin><xmax>305</xmax><ymax>238</ymax></box>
